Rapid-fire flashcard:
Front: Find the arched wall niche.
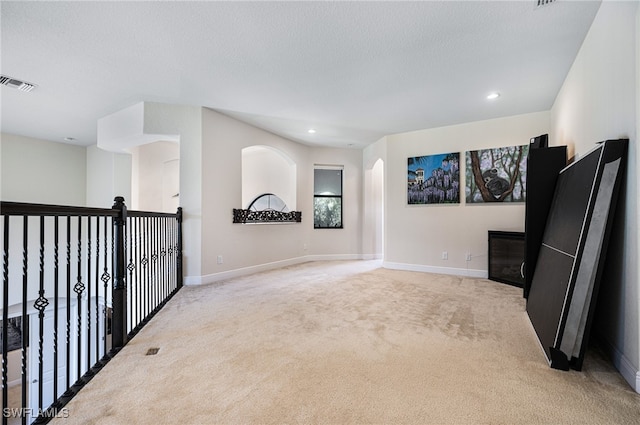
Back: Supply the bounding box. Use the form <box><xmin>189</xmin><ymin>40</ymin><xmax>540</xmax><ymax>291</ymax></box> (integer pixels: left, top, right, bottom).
<box><xmin>241</xmin><ymin>145</ymin><xmax>297</xmax><ymax>211</ymax></box>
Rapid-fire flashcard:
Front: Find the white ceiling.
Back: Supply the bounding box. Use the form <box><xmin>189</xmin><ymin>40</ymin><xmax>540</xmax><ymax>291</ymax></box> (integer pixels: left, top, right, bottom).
<box><xmin>1</xmin><ymin>1</ymin><xmax>601</xmax><ymax>149</ymax></box>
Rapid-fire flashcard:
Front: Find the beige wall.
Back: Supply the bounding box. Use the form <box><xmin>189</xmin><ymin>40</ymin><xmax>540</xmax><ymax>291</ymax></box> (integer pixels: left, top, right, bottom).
<box><xmin>86</xmin><ymin>144</ymin><xmax>132</xmax><ymax>208</ymax></box>
<box><xmin>129</xmin><ymin>141</ymin><xmax>179</xmax><ymax>212</ymax></box>
<box><xmin>550</xmin><ymin>0</ymin><xmax>639</xmax><ymax>391</ymax></box>
<box><xmin>1</xmin><ymin>133</ymin><xmax>86</xmax><ymax>205</ymax></box>
<box><xmin>142</xmin><ymin>102</ymin><xmax>203</xmax><ymax>280</ymax></box>
<box><xmin>198</xmin><ymin>108</ymin><xmax>363</xmax><ymax>283</ymax></box>
<box><xmin>310</xmin><ymin>146</ymin><xmax>363</xmax><ymax>257</ymax></box>
<box><xmin>242</xmin><ymin>145</ymin><xmax>297</xmax><ymax>210</ymax></box>
<box><xmin>383</xmin><ymin>112</ymin><xmax>549</xmax><ymax>276</ymax></box>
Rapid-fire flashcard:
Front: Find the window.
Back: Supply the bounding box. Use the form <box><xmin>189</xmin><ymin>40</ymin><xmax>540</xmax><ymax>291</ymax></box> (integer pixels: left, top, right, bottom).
<box><xmin>314</xmin><ymin>167</ymin><xmax>343</xmax><ymax>228</ymax></box>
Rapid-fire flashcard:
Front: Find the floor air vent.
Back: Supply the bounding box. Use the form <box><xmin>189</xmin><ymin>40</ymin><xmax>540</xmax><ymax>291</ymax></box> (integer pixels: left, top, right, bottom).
<box><xmin>146</xmin><ymin>347</ymin><xmax>160</xmax><ymax>356</ymax></box>
<box><xmin>0</xmin><ymin>74</ymin><xmax>37</xmax><ymax>92</ymax></box>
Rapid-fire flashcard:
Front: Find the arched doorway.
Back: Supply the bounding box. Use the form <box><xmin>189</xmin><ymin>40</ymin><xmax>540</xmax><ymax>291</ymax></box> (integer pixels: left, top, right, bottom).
<box><xmin>364</xmin><ymin>158</ymin><xmax>384</xmax><ymax>259</ymax></box>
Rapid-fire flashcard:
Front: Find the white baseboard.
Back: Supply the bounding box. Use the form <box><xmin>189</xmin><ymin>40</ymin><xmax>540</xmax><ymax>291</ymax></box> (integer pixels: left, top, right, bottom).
<box><xmin>382</xmin><ymin>261</ymin><xmax>487</xmax><ymax>279</ymax></box>
<box><xmin>186</xmin><ymin>257</ymin><xmax>487</xmax><ymax>285</ymax></box>
<box><xmin>185</xmin><ymin>254</ymin><xmax>367</xmax><ymax>285</ymax></box>
<box><xmin>599</xmin><ymin>337</ymin><xmax>640</xmax><ymax>393</ymax></box>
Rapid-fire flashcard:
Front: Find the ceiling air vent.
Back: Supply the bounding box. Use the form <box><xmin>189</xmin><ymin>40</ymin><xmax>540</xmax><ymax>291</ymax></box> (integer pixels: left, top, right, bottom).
<box><xmin>536</xmin><ymin>0</ymin><xmax>556</xmax><ymax>8</ymax></box>
<box><xmin>0</xmin><ymin>75</ymin><xmax>37</xmax><ymax>92</ymax></box>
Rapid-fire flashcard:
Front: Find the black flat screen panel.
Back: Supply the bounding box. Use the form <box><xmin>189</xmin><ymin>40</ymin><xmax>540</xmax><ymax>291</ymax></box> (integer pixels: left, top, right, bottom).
<box><xmin>540</xmin><ymin>150</ymin><xmax>600</xmax><ymax>256</ymax></box>
<box><xmin>526</xmin><ymin>139</ymin><xmax>627</xmax><ymax>370</ymax></box>
<box><xmin>560</xmin><ymin>158</ymin><xmax>621</xmax><ymax>360</ymax></box>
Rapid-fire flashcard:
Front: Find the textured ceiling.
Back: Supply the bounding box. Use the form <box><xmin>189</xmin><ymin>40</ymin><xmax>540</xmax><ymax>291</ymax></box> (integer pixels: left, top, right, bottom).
<box><xmin>1</xmin><ymin>1</ymin><xmax>601</xmax><ymax>148</ymax></box>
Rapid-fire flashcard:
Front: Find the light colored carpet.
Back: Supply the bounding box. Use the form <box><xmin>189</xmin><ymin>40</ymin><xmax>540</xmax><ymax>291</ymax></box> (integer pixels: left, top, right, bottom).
<box><xmin>52</xmin><ymin>260</ymin><xmax>640</xmax><ymax>425</ymax></box>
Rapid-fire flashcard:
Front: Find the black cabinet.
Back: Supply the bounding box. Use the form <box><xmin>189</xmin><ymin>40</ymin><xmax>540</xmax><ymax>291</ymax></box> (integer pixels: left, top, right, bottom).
<box><xmin>523</xmin><ymin>146</ymin><xmax>567</xmax><ymax>298</ymax></box>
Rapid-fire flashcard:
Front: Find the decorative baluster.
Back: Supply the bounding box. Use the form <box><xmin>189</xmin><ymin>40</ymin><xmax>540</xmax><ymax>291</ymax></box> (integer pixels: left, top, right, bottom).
<box><xmin>128</xmin><ymin>217</ymin><xmax>134</xmax><ymax>330</ymax></box>
<box><xmin>167</xmin><ymin>217</ymin><xmax>173</xmax><ymax>293</ymax></box>
<box><xmin>127</xmin><ymin>216</ymin><xmax>134</xmax><ymax>333</ymax></box>
<box><xmin>21</xmin><ymin>216</ymin><xmax>28</xmax><ymax>425</ymax></box>
<box><xmin>65</xmin><ymin>216</ymin><xmax>72</xmax><ymax>394</ymax></box>
<box><xmin>155</xmin><ymin>216</ymin><xmax>159</xmax><ymax>309</ymax></box>
<box><xmin>86</xmin><ymin>217</ymin><xmax>92</xmax><ymax>375</ymax></box>
<box><xmin>148</xmin><ymin>217</ymin><xmax>153</xmax><ymax>312</ymax></box>
<box><xmin>161</xmin><ymin>217</ymin><xmax>166</xmax><ymax>302</ymax></box>
<box><xmin>151</xmin><ymin>216</ymin><xmax>154</xmax><ymax>312</ymax></box>
<box><xmin>133</xmin><ymin>217</ymin><xmax>142</xmax><ymax>327</ymax></box>
<box><xmin>74</xmin><ymin>218</ymin><xmax>84</xmax><ymax>382</ymax></box>
<box><xmin>143</xmin><ymin>217</ymin><xmax>149</xmax><ymax>319</ymax></box>
<box><xmin>94</xmin><ymin>216</ymin><xmax>100</xmax><ymax>366</ymax></box>
<box><xmin>53</xmin><ymin>216</ymin><xmax>60</xmax><ymax>405</ymax></box>
<box><xmin>150</xmin><ymin>217</ymin><xmax>156</xmax><ymax>311</ymax></box>
<box><xmin>110</xmin><ymin>218</ymin><xmax>115</xmax><ymax>350</ymax></box>
<box><xmin>177</xmin><ymin>207</ymin><xmax>183</xmax><ymax>289</ymax></box>
<box><xmin>170</xmin><ymin>217</ymin><xmax>173</xmax><ymax>293</ymax></box>
<box><xmin>35</xmin><ymin>216</ymin><xmax>49</xmax><ymax>411</ymax></box>
<box><xmin>2</xmin><ymin>216</ymin><xmax>9</xmax><ymax>425</ymax></box>
<box><xmin>101</xmin><ymin>217</ymin><xmax>110</xmax><ymax>357</ymax></box>
<box><xmin>137</xmin><ymin>218</ymin><xmax>142</xmax><ymax>322</ymax></box>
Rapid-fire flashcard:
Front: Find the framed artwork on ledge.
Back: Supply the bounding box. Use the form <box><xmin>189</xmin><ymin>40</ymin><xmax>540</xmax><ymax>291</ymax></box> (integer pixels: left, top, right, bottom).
<box><xmin>407</xmin><ymin>152</ymin><xmax>460</xmax><ymax>204</ymax></box>
<box><xmin>465</xmin><ymin>144</ymin><xmax>529</xmax><ymax>203</ymax></box>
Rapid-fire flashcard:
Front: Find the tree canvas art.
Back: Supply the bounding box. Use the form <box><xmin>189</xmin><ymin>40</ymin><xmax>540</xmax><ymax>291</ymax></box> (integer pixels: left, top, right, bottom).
<box><xmin>465</xmin><ymin>145</ymin><xmax>529</xmax><ymax>203</ymax></box>
<box><xmin>407</xmin><ymin>153</ymin><xmax>460</xmax><ymax>204</ymax></box>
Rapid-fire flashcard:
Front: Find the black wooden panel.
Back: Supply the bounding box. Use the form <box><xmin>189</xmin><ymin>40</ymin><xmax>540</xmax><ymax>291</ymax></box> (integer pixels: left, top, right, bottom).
<box><xmin>523</xmin><ymin>146</ymin><xmax>567</xmax><ymax>298</ymax></box>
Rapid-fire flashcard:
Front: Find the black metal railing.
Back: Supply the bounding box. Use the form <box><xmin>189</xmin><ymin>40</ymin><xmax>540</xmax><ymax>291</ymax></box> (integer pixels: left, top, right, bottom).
<box><xmin>1</xmin><ymin>197</ymin><xmax>182</xmax><ymax>424</ymax></box>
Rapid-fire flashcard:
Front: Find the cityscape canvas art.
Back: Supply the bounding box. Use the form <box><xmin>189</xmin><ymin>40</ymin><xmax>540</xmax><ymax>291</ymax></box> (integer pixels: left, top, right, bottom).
<box><xmin>465</xmin><ymin>145</ymin><xmax>529</xmax><ymax>203</ymax></box>
<box><xmin>407</xmin><ymin>153</ymin><xmax>460</xmax><ymax>204</ymax></box>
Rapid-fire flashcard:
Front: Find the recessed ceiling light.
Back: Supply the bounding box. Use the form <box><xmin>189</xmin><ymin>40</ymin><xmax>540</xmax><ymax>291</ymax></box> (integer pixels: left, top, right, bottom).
<box><xmin>308</xmin><ymin>129</ymin><xmax>316</xmax><ymax>134</ymax></box>
<box><xmin>487</xmin><ymin>92</ymin><xmax>500</xmax><ymax>100</ymax></box>
<box><xmin>64</xmin><ymin>137</ymin><xmax>76</xmax><ymax>142</ymax></box>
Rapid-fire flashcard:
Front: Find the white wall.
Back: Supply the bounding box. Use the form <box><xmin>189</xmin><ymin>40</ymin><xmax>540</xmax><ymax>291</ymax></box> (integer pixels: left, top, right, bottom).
<box><xmin>366</xmin><ymin>158</ymin><xmax>384</xmax><ymax>259</ymax></box>
<box><xmin>129</xmin><ymin>140</ymin><xmax>179</xmax><ymax>212</ymax></box>
<box><xmin>141</xmin><ymin>103</ymin><xmax>203</xmax><ymax>280</ymax></box>
<box><xmin>550</xmin><ymin>0</ymin><xmax>639</xmax><ymax>392</ymax></box>
<box><xmin>242</xmin><ymin>145</ymin><xmax>296</xmax><ymax>210</ymax></box>
<box><xmin>383</xmin><ymin>112</ymin><xmax>550</xmax><ymax>276</ymax></box>
<box><xmin>1</xmin><ymin>133</ymin><xmax>86</xmax><ymax>205</ymax></box>
<box><xmin>86</xmin><ymin>145</ymin><xmax>132</xmax><ymax>208</ymax></box>
<box><xmin>198</xmin><ymin>108</ymin><xmax>362</xmax><ymax>283</ymax></box>
<box><xmin>310</xmin><ymin>146</ymin><xmax>363</xmax><ymax>257</ymax></box>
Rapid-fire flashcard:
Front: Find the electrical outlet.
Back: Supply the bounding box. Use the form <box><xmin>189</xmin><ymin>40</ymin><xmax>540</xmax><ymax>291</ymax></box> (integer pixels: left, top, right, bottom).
<box><xmin>466</xmin><ymin>253</ymin><xmax>472</xmax><ymax>261</ymax></box>
<box><xmin>217</xmin><ymin>255</ymin><xmax>223</xmax><ymax>264</ymax></box>
<box><xmin>441</xmin><ymin>251</ymin><xmax>448</xmax><ymax>260</ymax></box>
